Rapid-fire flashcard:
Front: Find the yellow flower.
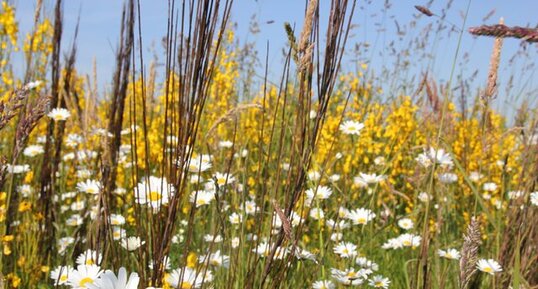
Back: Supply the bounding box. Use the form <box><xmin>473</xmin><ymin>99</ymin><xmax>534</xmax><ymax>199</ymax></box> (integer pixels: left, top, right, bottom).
<box><xmin>18</xmin><ymin>201</ymin><xmax>31</xmax><ymax>212</ymax></box>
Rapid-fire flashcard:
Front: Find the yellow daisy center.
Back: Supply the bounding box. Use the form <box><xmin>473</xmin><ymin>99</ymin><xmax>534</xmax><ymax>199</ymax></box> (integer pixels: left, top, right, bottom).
<box><xmin>483</xmin><ymin>267</ymin><xmax>493</xmax><ymax>273</ymax></box>
<box><xmin>79</xmin><ymin>277</ymin><xmax>94</xmax><ymax>286</ymax></box>
<box><xmin>85</xmin><ymin>259</ymin><xmax>95</xmax><ymax>265</ymax></box>
<box><xmin>60</xmin><ymin>275</ymin><xmax>68</xmax><ymax>282</ymax></box>
<box><xmin>357</xmin><ymin>218</ymin><xmax>366</xmax><ymax>224</ymax></box>
<box><xmin>181</xmin><ymin>282</ymin><xmax>193</xmax><ymax>289</ymax></box>
<box><xmin>149</xmin><ymin>191</ymin><xmax>162</xmax><ymax>202</ymax></box>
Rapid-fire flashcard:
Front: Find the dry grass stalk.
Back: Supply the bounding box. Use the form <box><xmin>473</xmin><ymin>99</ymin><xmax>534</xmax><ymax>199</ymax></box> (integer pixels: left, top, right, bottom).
<box><xmin>469</xmin><ymin>24</ymin><xmax>538</xmax><ymax>43</ymax></box>
<box><xmin>37</xmin><ymin>0</ymin><xmax>64</xmax><ymax>257</ymax></box>
<box><xmin>459</xmin><ymin>216</ymin><xmax>482</xmax><ymax>289</ymax></box>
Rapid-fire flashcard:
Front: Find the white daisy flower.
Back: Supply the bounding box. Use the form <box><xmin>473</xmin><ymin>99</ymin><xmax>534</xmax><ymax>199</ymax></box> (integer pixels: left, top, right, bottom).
<box><xmin>312</xmin><ymin>280</ymin><xmax>335</xmax><ymax>289</ymax></box>
<box><xmin>356</xmin><ymin>257</ymin><xmax>379</xmax><ymax>271</ymax></box>
<box><xmin>368</xmin><ymin>275</ymin><xmax>391</xmax><ymax>288</ymax></box>
<box><xmin>121</xmin><ymin>236</ymin><xmax>145</xmax><ymax>251</ymax></box>
<box><xmin>66</xmin><ymin>214</ymin><xmax>84</xmax><ymax>227</ymax></box>
<box><xmin>88</xmin><ymin>267</ymin><xmax>139</xmax><ymax>289</ymax></box>
<box><xmin>148</xmin><ymin>256</ymin><xmax>172</xmax><ymax>271</ymax></box>
<box><xmin>416</xmin><ymin>147</ymin><xmax>453</xmax><ymax>168</ymax></box>
<box><xmin>77</xmin><ymin>179</ymin><xmax>101</xmax><ymax>195</ymax></box>
<box><xmin>308</xmin><ymin>171</ymin><xmax>321</xmax><ymax>181</ymax></box>
<box><xmin>76</xmin><ymin>250</ymin><xmax>102</xmax><ymax>266</ymax></box>
<box><xmin>218</xmin><ymin>140</ymin><xmax>234</xmax><ymax>148</ymax></box>
<box><xmin>295</xmin><ymin>248</ymin><xmax>317</xmax><ymax>263</ymax></box>
<box><xmin>438</xmin><ymin>248</ymin><xmax>461</xmax><ymax>260</ymax></box>
<box><xmin>242</xmin><ymin>200</ymin><xmax>259</xmax><ymax>215</ymax></box>
<box><xmin>23</xmin><ymin>144</ymin><xmax>44</xmax><ymax>157</ymax></box>
<box><xmin>305</xmin><ymin>186</ymin><xmax>333</xmax><ymax>206</ymax></box>
<box><xmin>399</xmin><ymin>233</ymin><xmax>422</xmax><ymax>248</ymax></box>
<box><xmin>66</xmin><ymin>134</ymin><xmax>83</xmax><ymax>147</ymax></box>
<box><xmin>50</xmin><ymin>265</ymin><xmax>73</xmax><ymax>285</ymax></box>
<box><xmin>469</xmin><ymin>171</ymin><xmax>483</xmax><ymax>182</ymax></box>
<box><xmin>477</xmin><ymin>259</ymin><xmax>502</xmax><ymax>275</ymax></box>
<box><xmin>530</xmin><ymin>192</ymin><xmax>538</xmax><ymax>206</ymax></box>
<box><xmin>4</xmin><ymin>164</ymin><xmax>30</xmax><ymax>174</ymax></box>
<box><xmin>58</xmin><ymin>237</ymin><xmax>75</xmax><ymax>254</ymax></box>
<box><xmin>326</xmin><ymin>219</ymin><xmax>350</xmax><ymax>230</ymax></box>
<box><xmin>187</xmin><ymin>154</ymin><xmax>212</xmax><ymax>173</ymax></box>
<box><xmin>397</xmin><ymin>218</ymin><xmax>414</xmax><ymax>230</ymax></box>
<box><xmin>109</xmin><ymin>214</ymin><xmax>126</xmax><ymax>226</ymax></box>
<box><xmin>438</xmin><ymin>173</ymin><xmax>458</xmax><ymax>184</ymax></box>
<box><xmin>418</xmin><ymin>192</ymin><xmax>431</xmax><ymax>202</ymax></box>
<box><xmin>112</xmin><ymin>227</ymin><xmax>126</xmax><ymax>241</ymax></box>
<box><xmin>48</xmin><ymin>108</ymin><xmax>71</xmax><ymax>121</ymax></box>
<box><xmin>340</xmin><ymin>120</ymin><xmax>365</xmax><ymax>135</ymax></box>
<box><xmin>190</xmin><ymin>190</ymin><xmax>215</xmax><ymax>207</ymax></box>
<box><xmin>331</xmin><ymin>268</ymin><xmax>370</xmax><ymax>286</ymax></box>
<box><xmin>355</xmin><ymin>172</ymin><xmax>385</xmax><ymax>186</ymax></box>
<box><xmin>483</xmin><ymin>182</ymin><xmax>498</xmax><ymax>192</ymax></box>
<box><xmin>213</xmin><ymin>172</ymin><xmax>235</xmax><ymax>186</ymax></box>
<box><xmin>25</xmin><ymin>80</ymin><xmax>42</xmax><ymax>89</ymax></box>
<box><xmin>309</xmin><ymin>208</ymin><xmax>325</xmax><ymax>220</ymax></box>
<box><xmin>166</xmin><ymin>267</ymin><xmax>213</xmax><ymax>289</ymax></box>
<box><xmin>346</xmin><ymin>208</ymin><xmax>376</xmax><ymax>225</ymax></box>
<box><xmin>67</xmin><ymin>264</ymin><xmax>102</xmax><ymax>288</ymax></box>
<box><xmin>17</xmin><ymin>184</ymin><xmax>33</xmax><ymax>197</ymax></box>
<box><xmin>333</xmin><ymin>242</ymin><xmax>357</xmax><ymax>258</ymax></box>
<box><xmin>199</xmin><ymin>250</ymin><xmax>230</xmax><ymax>268</ymax></box>
<box><xmin>135</xmin><ymin>176</ymin><xmax>174</xmax><ymax>211</ymax></box>
<box><xmin>229</xmin><ymin>212</ymin><xmax>243</xmax><ymax>224</ymax></box>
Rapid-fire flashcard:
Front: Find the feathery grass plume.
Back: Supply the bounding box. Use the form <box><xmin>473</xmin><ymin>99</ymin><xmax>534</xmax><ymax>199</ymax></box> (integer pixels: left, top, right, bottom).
<box><xmin>469</xmin><ymin>24</ymin><xmax>538</xmax><ymax>43</ymax></box>
<box><xmin>0</xmin><ymin>88</ymin><xmax>28</xmax><ymax>131</ymax></box>
<box><xmin>484</xmin><ymin>18</ymin><xmax>504</xmax><ymax>101</ymax></box>
<box><xmin>284</xmin><ymin>22</ymin><xmax>299</xmax><ymax>63</ymax></box>
<box><xmin>415</xmin><ymin>5</ymin><xmax>434</xmax><ymax>17</ymax></box>
<box><xmin>459</xmin><ymin>216</ymin><xmax>482</xmax><ymax>289</ymax></box>
<box><xmin>2</xmin><ymin>92</ymin><xmax>51</xmax><ymax>234</ymax></box>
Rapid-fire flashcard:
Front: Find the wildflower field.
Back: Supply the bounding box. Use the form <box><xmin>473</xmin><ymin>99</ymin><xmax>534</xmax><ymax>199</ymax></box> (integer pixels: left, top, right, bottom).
<box><xmin>0</xmin><ymin>0</ymin><xmax>537</xmax><ymax>288</ymax></box>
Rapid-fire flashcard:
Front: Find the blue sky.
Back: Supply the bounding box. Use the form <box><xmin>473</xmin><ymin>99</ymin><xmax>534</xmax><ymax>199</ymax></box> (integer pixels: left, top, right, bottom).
<box><xmin>12</xmin><ymin>0</ymin><xmax>538</xmax><ymax>114</ymax></box>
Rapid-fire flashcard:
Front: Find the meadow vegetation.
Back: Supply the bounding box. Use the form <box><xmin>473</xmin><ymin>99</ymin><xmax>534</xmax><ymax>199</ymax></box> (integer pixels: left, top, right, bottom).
<box><xmin>0</xmin><ymin>0</ymin><xmax>537</xmax><ymax>288</ymax></box>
